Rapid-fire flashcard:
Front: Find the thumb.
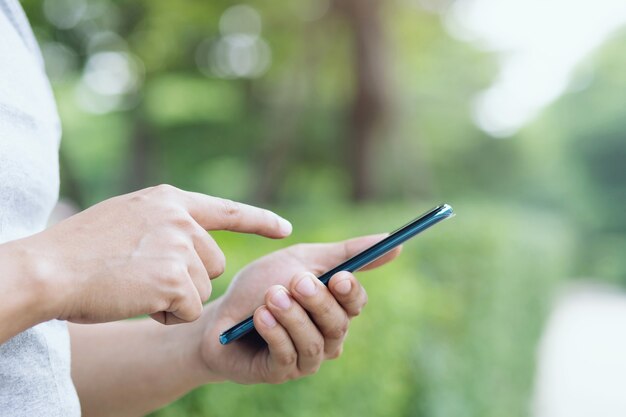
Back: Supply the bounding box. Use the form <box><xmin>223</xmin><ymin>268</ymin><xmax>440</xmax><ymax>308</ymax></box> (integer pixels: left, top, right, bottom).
<box><xmin>306</xmin><ymin>233</ymin><xmax>403</xmax><ymax>272</ymax></box>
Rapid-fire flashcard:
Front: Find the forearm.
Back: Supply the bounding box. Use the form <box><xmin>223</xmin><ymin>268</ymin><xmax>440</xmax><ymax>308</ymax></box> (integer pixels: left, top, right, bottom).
<box><xmin>69</xmin><ymin>306</ymin><xmax>222</xmax><ymax>417</ymax></box>
<box><xmin>0</xmin><ymin>240</ymin><xmax>55</xmax><ymax>344</ymax></box>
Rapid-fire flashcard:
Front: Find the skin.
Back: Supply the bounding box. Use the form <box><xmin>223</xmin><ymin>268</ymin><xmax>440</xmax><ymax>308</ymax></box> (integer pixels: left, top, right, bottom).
<box><xmin>70</xmin><ymin>235</ymin><xmax>400</xmax><ymax>416</ymax></box>
<box><xmin>0</xmin><ymin>184</ymin><xmax>292</xmax><ymax>344</ymax></box>
<box><xmin>201</xmin><ymin>234</ymin><xmax>400</xmax><ymax>384</ymax></box>
<box><xmin>0</xmin><ymin>184</ymin><xmax>401</xmax><ymax>416</ymax></box>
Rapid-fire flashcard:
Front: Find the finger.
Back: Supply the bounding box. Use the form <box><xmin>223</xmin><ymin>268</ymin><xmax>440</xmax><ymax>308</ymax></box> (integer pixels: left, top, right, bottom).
<box><xmin>149</xmin><ymin>311</ymin><xmax>192</xmax><ymax>325</ymax></box>
<box><xmin>328</xmin><ymin>271</ymin><xmax>368</xmax><ymax>318</ymax></box>
<box><xmin>265</xmin><ymin>285</ymin><xmax>324</xmax><ymax>374</ymax></box>
<box><xmin>154</xmin><ymin>278</ymin><xmax>204</xmax><ymax>325</ymax></box>
<box><xmin>150</xmin><ymin>309</ymin><xmax>201</xmax><ymax>325</ymax></box>
<box><xmin>168</xmin><ymin>290</ymin><xmax>204</xmax><ymax>323</ymax></box>
<box><xmin>180</xmin><ymin>191</ymin><xmax>292</xmax><ymax>239</ymax></box>
<box><xmin>360</xmin><ymin>245</ymin><xmax>402</xmax><ymax>270</ymax></box>
<box><xmin>300</xmin><ymin>234</ymin><xmax>402</xmax><ymax>272</ymax></box>
<box><xmin>187</xmin><ymin>252</ymin><xmax>212</xmax><ymax>303</ymax></box>
<box><xmin>339</xmin><ymin>234</ymin><xmax>403</xmax><ymax>270</ymax></box>
<box><xmin>253</xmin><ymin>306</ymin><xmax>297</xmax><ymax>384</ymax></box>
<box><xmin>190</xmin><ymin>224</ymin><xmax>226</xmax><ymax>279</ymax></box>
<box><xmin>290</xmin><ymin>272</ymin><xmax>350</xmax><ymax>357</ymax></box>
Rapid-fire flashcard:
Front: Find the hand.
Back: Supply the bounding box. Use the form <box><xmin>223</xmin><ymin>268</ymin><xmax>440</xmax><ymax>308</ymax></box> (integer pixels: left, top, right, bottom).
<box><xmin>19</xmin><ymin>184</ymin><xmax>291</xmax><ymax>325</ymax></box>
<box><xmin>199</xmin><ymin>234</ymin><xmax>401</xmax><ymax>384</ymax></box>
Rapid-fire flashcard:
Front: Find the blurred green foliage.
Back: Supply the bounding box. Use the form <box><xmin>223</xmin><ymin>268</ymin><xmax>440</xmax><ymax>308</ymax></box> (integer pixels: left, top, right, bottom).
<box><xmin>19</xmin><ymin>0</ymin><xmax>626</xmax><ymax>415</ymax></box>
<box><xmin>153</xmin><ymin>202</ymin><xmax>572</xmax><ymax>417</ymax></box>
<box><xmin>516</xmin><ymin>30</ymin><xmax>626</xmax><ymax>285</ymax></box>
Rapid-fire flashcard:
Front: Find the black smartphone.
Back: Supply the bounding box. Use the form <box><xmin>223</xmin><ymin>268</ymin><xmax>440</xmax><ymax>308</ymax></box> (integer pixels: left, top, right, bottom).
<box><xmin>219</xmin><ymin>203</ymin><xmax>454</xmax><ymax>345</ymax></box>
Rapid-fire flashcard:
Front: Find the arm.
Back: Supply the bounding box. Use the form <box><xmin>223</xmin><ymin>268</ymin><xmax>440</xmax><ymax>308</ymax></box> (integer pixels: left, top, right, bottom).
<box><xmin>70</xmin><ymin>235</ymin><xmax>400</xmax><ymax>416</ymax></box>
<box><xmin>0</xmin><ymin>241</ymin><xmax>54</xmax><ymax>344</ymax></box>
<box><xmin>69</xmin><ymin>316</ymin><xmax>214</xmax><ymax>417</ymax></box>
<box><xmin>0</xmin><ymin>184</ymin><xmax>290</xmax><ymax>342</ymax></box>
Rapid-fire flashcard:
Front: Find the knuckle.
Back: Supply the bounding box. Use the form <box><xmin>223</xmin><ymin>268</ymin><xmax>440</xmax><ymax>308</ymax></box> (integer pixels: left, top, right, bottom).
<box><xmin>326</xmin><ymin>320</ymin><xmax>349</xmax><ymax>341</ymax></box>
<box><xmin>304</xmin><ymin>340</ymin><xmax>324</xmax><ymax>358</ymax></box>
<box><xmin>295</xmin><ymin>314</ymin><xmax>311</xmax><ymax>330</ymax></box>
<box><xmin>152</xmin><ymin>183</ymin><xmax>177</xmax><ymax>195</ymax></box>
<box><xmin>158</xmin><ymin>271</ymin><xmax>179</xmax><ymax>288</ymax></box>
<box><xmin>170</xmin><ymin>236</ymin><xmax>194</xmax><ymax>253</ymax></box>
<box><xmin>316</xmin><ymin>298</ymin><xmax>335</xmax><ymax>317</ymax></box>
<box><xmin>192</xmin><ymin>228</ymin><xmax>209</xmax><ymax>244</ymax></box>
<box><xmin>159</xmin><ymin>262</ymin><xmax>188</xmax><ymax>285</ymax></box>
<box><xmin>276</xmin><ymin>352</ymin><xmax>298</xmax><ymax>367</ymax></box>
<box><xmin>169</xmin><ymin>212</ymin><xmax>195</xmax><ymax>231</ymax></box>
<box><xmin>220</xmin><ymin>199</ymin><xmax>241</xmax><ymax>219</ymax></box>
<box><xmin>169</xmin><ymin>283</ymin><xmax>190</xmax><ymax>302</ymax></box>
<box><xmin>128</xmin><ymin>192</ymin><xmax>148</xmax><ymax>205</ymax></box>
<box><xmin>172</xmin><ymin>261</ymin><xmax>190</xmax><ymax>279</ymax></box>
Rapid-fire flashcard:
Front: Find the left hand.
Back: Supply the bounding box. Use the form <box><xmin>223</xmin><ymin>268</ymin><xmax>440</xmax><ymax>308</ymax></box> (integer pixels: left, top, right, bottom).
<box><xmin>198</xmin><ymin>234</ymin><xmax>401</xmax><ymax>384</ymax></box>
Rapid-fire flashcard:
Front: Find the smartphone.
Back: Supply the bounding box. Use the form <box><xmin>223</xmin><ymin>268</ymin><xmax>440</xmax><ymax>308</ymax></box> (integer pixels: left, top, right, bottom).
<box><xmin>219</xmin><ymin>203</ymin><xmax>454</xmax><ymax>345</ymax></box>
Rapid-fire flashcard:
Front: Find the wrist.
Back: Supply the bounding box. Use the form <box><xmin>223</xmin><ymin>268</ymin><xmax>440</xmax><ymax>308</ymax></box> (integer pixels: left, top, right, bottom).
<box><xmin>0</xmin><ymin>239</ymin><xmax>58</xmax><ymax>342</ymax></box>
<box><xmin>169</xmin><ymin>300</ymin><xmax>227</xmax><ymax>386</ymax></box>
<box><xmin>195</xmin><ymin>299</ymin><xmax>230</xmax><ymax>384</ymax></box>
<box><xmin>15</xmin><ymin>234</ymin><xmax>74</xmax><ymax>321</ymax></box>
<box><xmin>115</xmin><ymin>302</ymin><xmax>230</xmax><ymax>392</ymax></box>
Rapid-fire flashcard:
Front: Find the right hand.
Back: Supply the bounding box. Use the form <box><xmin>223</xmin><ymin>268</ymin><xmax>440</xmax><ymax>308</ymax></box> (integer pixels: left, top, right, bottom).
<box><xmin>20</xmin><ymin>184</ymin><xmax>292</xmax><ymax>325</ymax></box>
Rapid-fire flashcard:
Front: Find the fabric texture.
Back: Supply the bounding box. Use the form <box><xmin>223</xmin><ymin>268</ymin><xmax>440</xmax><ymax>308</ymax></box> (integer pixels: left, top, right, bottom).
<box><xmin>0</xmin><ymin>1</ymin><xmax>80</xmax><ymax>415</ymax></box>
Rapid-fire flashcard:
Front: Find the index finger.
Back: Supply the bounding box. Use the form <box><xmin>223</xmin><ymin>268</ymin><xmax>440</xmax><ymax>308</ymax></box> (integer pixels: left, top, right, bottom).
<box><xmin>181</xmin><ymin>191</ymin><xmax>292</xmax><ymax>239</ymax></box>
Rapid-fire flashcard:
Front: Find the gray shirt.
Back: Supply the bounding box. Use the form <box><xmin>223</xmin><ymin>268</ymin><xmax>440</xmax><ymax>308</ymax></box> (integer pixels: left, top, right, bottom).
<box><xmin>0</xmin><ymin>1</ymin><xmax>80</xmax><ymax>415</ymax></box>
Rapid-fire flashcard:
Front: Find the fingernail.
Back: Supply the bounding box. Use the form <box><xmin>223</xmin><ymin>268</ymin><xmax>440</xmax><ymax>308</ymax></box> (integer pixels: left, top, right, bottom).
<box><xmin>271</xmin><ymin>289</ymin><xmax>292</xmax><ymax>310</ymax></box>
<box><xmin>278</xmin><ymin>217</ymin><xmax>292</xmax><ymax>236</ymax></box>
<box><xmin>259</xmin><ymin>308</ymin><xmax>277</xmax><ymax>327</ymax></box>
<box><xmin>335</xmin><ymin>279</ymin><xmax>352</xmax><ymax>295</ymax></box>
<box><xmin>296</xmin><ymin>274</ymin><xmax>317</xmax><ymax>297</ymax></box>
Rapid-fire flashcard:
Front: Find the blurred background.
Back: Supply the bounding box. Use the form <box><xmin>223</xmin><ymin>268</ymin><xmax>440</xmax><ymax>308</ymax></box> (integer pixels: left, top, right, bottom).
<box><xmin>21</xmin><ymin>0</ymin><xmax>626</xmax><ymax>415</ymax></box>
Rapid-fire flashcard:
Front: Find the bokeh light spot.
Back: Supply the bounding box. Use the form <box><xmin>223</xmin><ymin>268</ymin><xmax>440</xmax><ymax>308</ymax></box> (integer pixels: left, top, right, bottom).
<box><xmin>43</xmin><ymin>0</ymin><xmax>87</xmax><ymax>29</ymax></box>
<box><xmin>219</xmin><ymin>5</ymin><xmax>262</xmax><ymax>38</ymax></box>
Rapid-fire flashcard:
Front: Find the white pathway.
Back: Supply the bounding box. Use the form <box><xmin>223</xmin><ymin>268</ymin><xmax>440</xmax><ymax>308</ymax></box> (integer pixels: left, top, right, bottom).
<box><xmin>533</xmin><ymin>284</ymin><xmax>626</xmax><ymax>417</ymax></box>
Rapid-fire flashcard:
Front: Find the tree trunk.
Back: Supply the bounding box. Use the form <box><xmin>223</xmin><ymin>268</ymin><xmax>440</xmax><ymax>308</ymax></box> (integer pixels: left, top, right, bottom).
<box><xmin>127</xmin><ymin>116</ymin><xmax>153</xmax><ymax>192</ymax></box>
<box><xmin>336</xmin><ymin>0</ymin><xmax>389</xmax><ymax>201</ymax></box>
<box><xmin>252</xmin><ymin>26</ymin><xmax>318</xmax><ymax>204</ymax></box>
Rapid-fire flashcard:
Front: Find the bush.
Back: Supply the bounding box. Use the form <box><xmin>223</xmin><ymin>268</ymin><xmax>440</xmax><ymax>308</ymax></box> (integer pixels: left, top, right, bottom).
<box><xmin>151</xmin><ymin>200</ymin><xmax>573</xmax><ymax>417</ymax></box>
